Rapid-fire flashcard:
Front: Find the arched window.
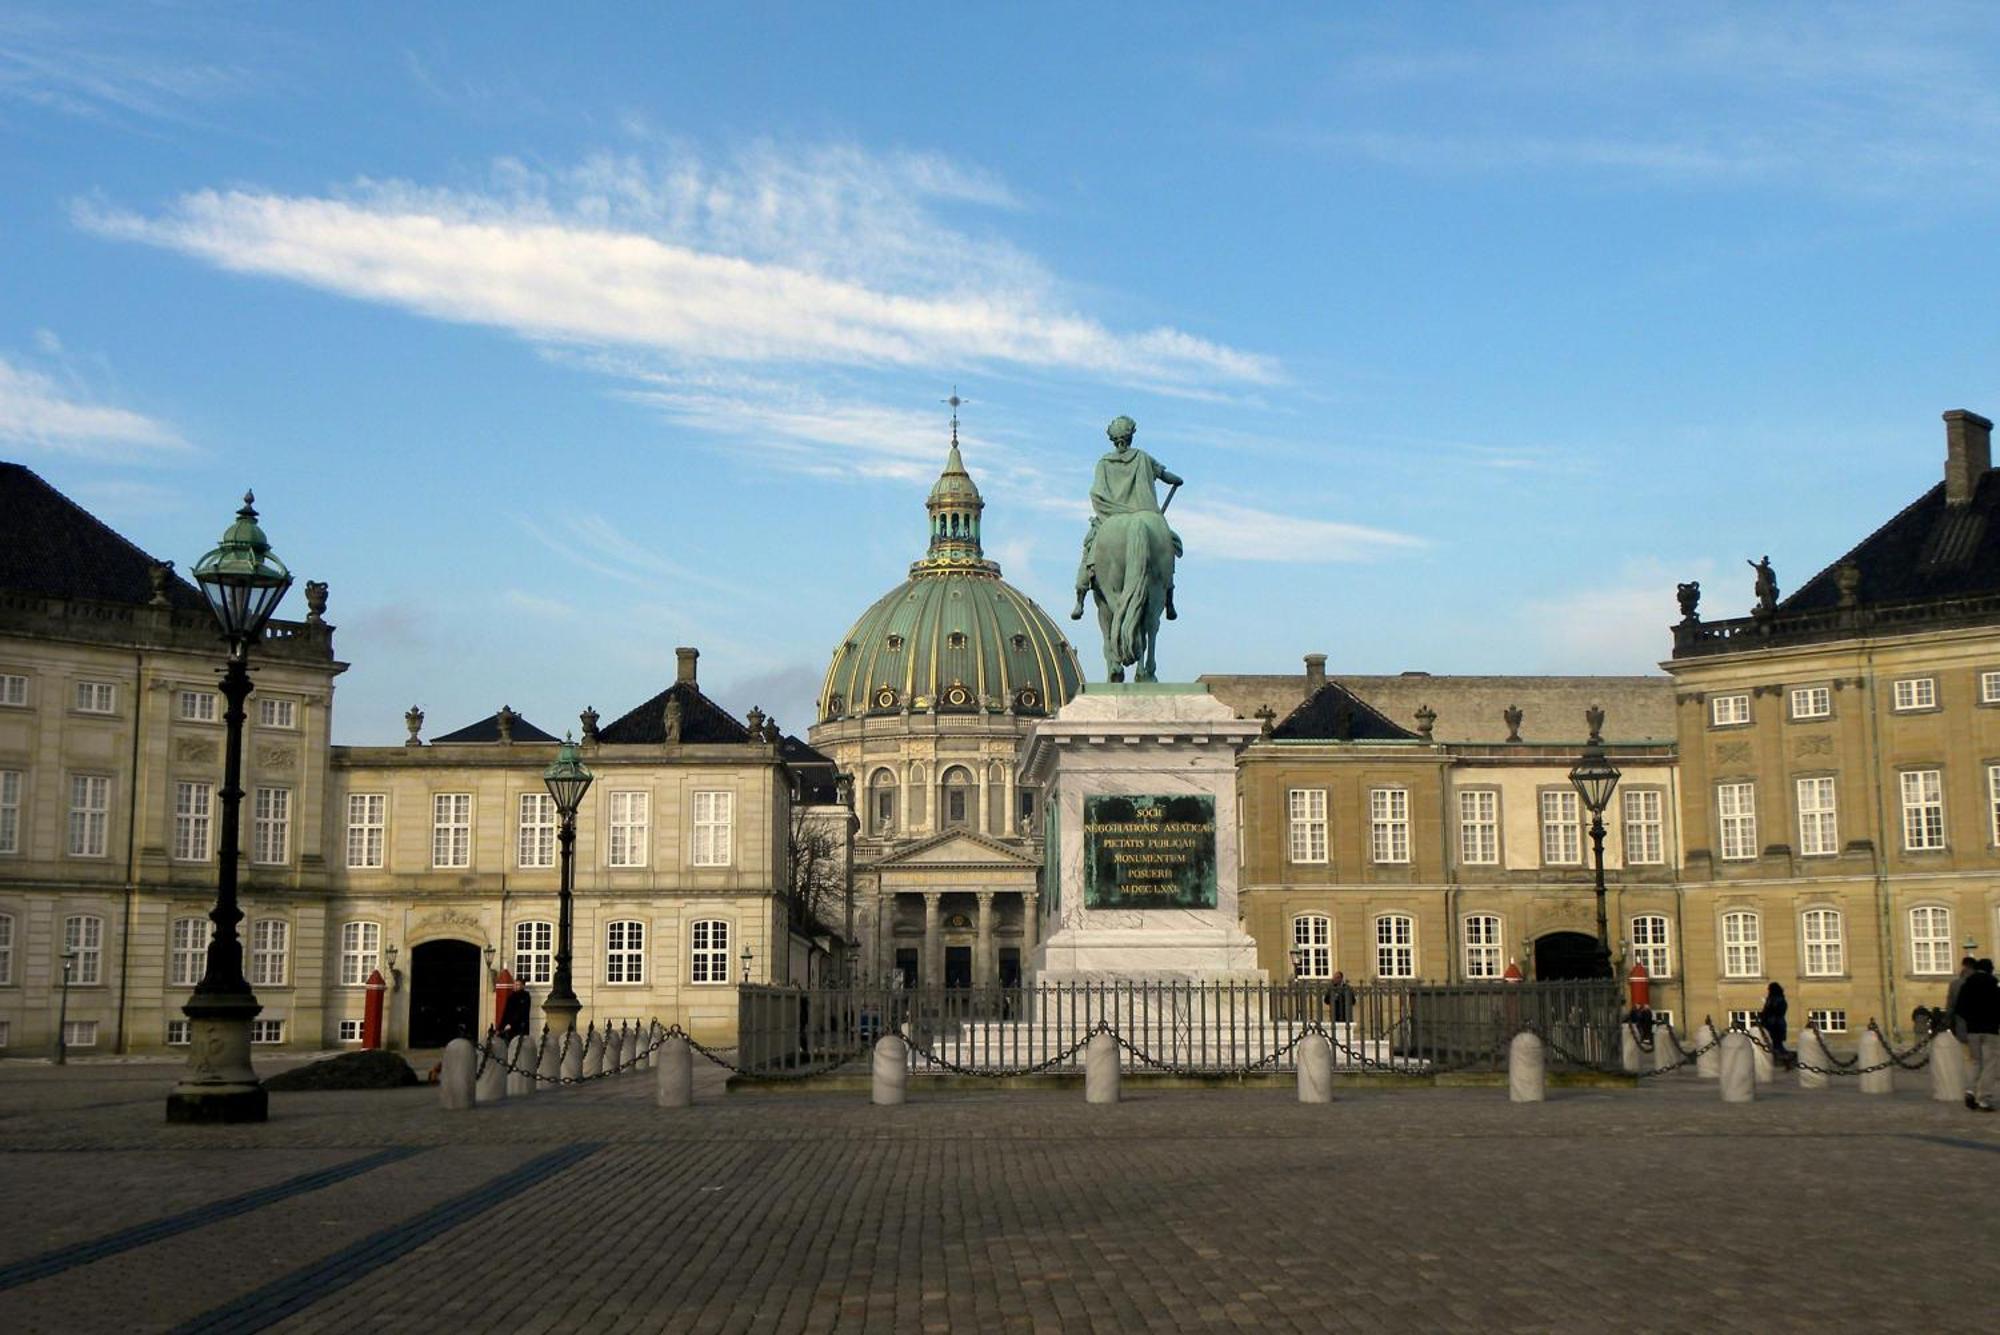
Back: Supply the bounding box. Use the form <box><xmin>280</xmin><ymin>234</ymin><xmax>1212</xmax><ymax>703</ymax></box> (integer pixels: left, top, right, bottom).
<box><xmin>1720</xmin><ymin>910</ymin><xmax>1761</xmax><ymax>978</ymax></box>
<box><xmin>251</xmin><ymin>919</ymin><xmax>289</xmax><ymax>987</ymax></box>
<box><xmin>514</xmin><ymin>920</ymin><xmax>554</xmax><ymax>984</ymax></box>
<box><xmin>605</xmin><ymin>919</ymin><xmax>646</xmax><ymax>984</ymax></box>
<box><xmin>1800</xmin><ymin>907</ymin><xmax>1843</xmax><ymax>977</ymax></box>
<box><xmin>987</xmin><ymin>761</ymin><xmax>1006</xmax><ymax>831</ymax></box>
<box><xmin>339</xmin><ymin>921</ymin><xmax>381</xmax><ymax>987</ymax></box>
<box><xmin>868</xmin><ymin>768</ymin><xmax>898</xmax><ymax>837</ymax></box>
<box><xmin>907</xmin><ymin>762</ymin><xmax>926</xmax><ymax>827</ymax></box>
<box><xmin>1374</xmin><ymin>914</ymin><xmax>1415</xmax><ymax>979</ymax></box>
<box><xmin>1909</xmin><ymin>905</ymin><xmax>1953</xmax><ymax>975</ymax></box>
<box><xmin>941</xmin><ymin>766</ymin><xmax>974</xmax><ymax>829</ymax></box>
<box><xmin>1462</xmin><ymin>914</ymin><xmax>1502</xmax><ymax>979</ymax></box>
<box><xmin>1630</xmin><ymin>915</ymin><xmax>1672</xmax><ymax>978</ymax></box>
<box><xmin>169</xmin><ymin>915</ymin><xmax>207</xmax><ymax>988</ymax></box>
<box><xmin>1291</xmin><ymin>914</ymin><xmax>1331</xmax><ymax>979</ymax></box>
<box><xmin>64</xmin><ymin>914</ymin><xmax>103</xmax><ymax>985</ymax></box>
<box><xmin>690</xmin><ymin>919</ymin><xmax>730</xmax><ymax>984</ymax></box>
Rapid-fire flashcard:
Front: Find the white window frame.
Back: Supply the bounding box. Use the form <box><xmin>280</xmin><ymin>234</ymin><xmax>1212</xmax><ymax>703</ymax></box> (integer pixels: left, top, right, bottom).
<box><xmin>1621</xmin><ymin>788</ymin><xmax>1663</xmax><ymax>865</ymax></box>
<box><xmin>69</xmin><ymin>774</ymin><xmax>110</xmax><ymax>858</ymax></box>
<box><xmin>518</xmin><ymin>792</ymin><xmax>556</xmax><ymax>870</ymax></box>
<box><xmin>1374</xmin><ymin>913</ymin><xmax>1415</xmax><ymax>979</ymax></box>
<box><xmin>0</xmin><ymin>911</ymin><xmax>13</xmax><ymax>985</ymax></box>
<box><xmin>514</xmin><ymin>919</ymin><xmax>554</xmax><ymax>985</ymax></box>
<box><xmin>1630</xmin><ymin>915</ymin><xmax>1672</xmax><ymax>979</ymax></box>
<box><xmin>1539</xmin><ymin>789</ymin><xmax>1581</xmax><ymax>866</ymax></box>
<box><xmin>1291</xmin><ymin>914</ymin><xmax>1331</xmax><ymax>980</ymax></box>
<box><xmin>1892</xmin><ymin>677</ymin><xmax>1937</xmax><ymax>712</ymax></box>
<box><xmin>74</xmin><ymin>681</ymin><xmax>116</xmax><ymax>714</ymax></box>
<box><xmin>256</xmin><ymin>697</ymin><xmax>297</xmax><ymax>729</ymax></box>
<box><xmin>176</xmin><ymin>689</ymin><xmax>217</xmax><ymax>723</ymax></box>
<box><xmin>0</xmin><ymin>769</ymin><xmax>20</xmax><ymax>855</ymax></box>
<box><xmin>605</xmin><ymin>919</ymin><xmax>646</xmax><ymax>984</ymax></box>
<box><xmin>0</xmin><ymin>673</ymin><xmax>26</xmax><ymax>707</ymax></box>
<box><xmin>1286</xmin><ymin>788</ymin><xmax>1328</xmax><ymax>864</ymax></box>
<box><xmin>1717</xmin><ymin>782</ymin><xmax>1757</xmax><ymax>861</ymax></box>
<box><xmin>1982</xmin><ymin>670</ymin><xmax>2000</xmax><ymax>705</ymax></box>
<box><xmin>64</xmin><ymin>913</ymin><xmax>104</xmax><ymax>985</ymax></box>
<box><xmin>1990</xmin><ymin>764</ymin><xmax>2000</xmax><ymax>848</ymax></box>
<box><xmin>1458</xmin><ymin>789</ymin><xmax>1499</xmax><ymax>866</ymax></box>
<box><xmin>169</xmin><ymin>915</ymin><xmax>207</xmax><ymax>987</ymax></box>
<box><xmin>251</xmin><ymin>786</ymin><xmax>291</xmax><ymax>866</ymax></box>
<box><xmin>1710</xmin><ymin>693</ymin><xmax>1750</xmax><ymax>727</ymax></box>
<box><xmin>1807</xmin><ymin>1008</ymin><xmax>1848</xmax><ymax>1034</ymax></box>
<box><xmin>1795</xmin><ymin>776</ymin><xmax>1838</xmax><ymax>858</ymax></box>
<box><xmin>608</xmin><ymin>790</ymin><xmax>651</xmax><ymax>869</ymax></box>
<box><xmin>692</xmin><ymin>791</ymin><xmax>734</xmax><ymax>868</ymax></box>
<box><xmin>250</xmin><ymin>1018</ymin><xmax>284</xmax><ymax>1045</ymax></box>
<box><xmin>1900</xmin><ymin>769</ymin><xmax>1945</xmax><ymax>851</ymax></box>
<box><xmin>1910</xmin><ymin>905</ymin><xmax>1953</xmax><ymax>976</ymax></box>
<box><xmin>339</xmin><ymin>921</ymin><xmax>381</xmax><ymax>987</ymax></box>
<box><xmin>251</xmin><ymin>918</ymin><xmax>289</xmax><ymax>987</ymax></box>
<box><xmin>1788</xmin><ymin>685</ymin><xmax>1831</xmax><ymax>721</ymax></box>
<box><xmin>63</xmin><ymin>1020</ymin><xmax>98</xmax><ymax>1048</ymax></box>
<box><xmin>432</xmin><ymin>793</ymin><xmax>472</xmax><ymax>869</ymax></box>
<box><xmin>1800</xmin><ymin>906</ymin><xmax>1844</xmax><ymax>978</ymax></box>
<box><xmin>166</xmin><ymin>1018</ymin><xmax>191</xmax><ymax>1046</ymax></box>
<box><xmin>338</xmin><ymin>1019</ymin><xmax>364</xmax><ymax>1043</ymax></box>
<box><xmin>1720</xmin><ymin>910</ymin><xmax>1762</xmax><ymax>979</ymax></box>
<box><xmin>1368</xmin><ymin>788</ymin><xmax>1410</xmax><ymax>865</ymax></box>
<box><xmin>172</xmin><ymin>780</ymin><xmax>213</xmax><ymax>862</ymax></box>
<box><xmin>1462</xmin><ymin>913</ymin><xmax>1502</xmax><ymax>980</ymax></box>
<box><xmin>689</xmin><ymin>918</ymin><xmax>730</xmax><ymax>984</ymax></box>
<box><xmin>346</xmin><ymin>794</ymin><xmax>385</xmax><ymax>869</ymax></box>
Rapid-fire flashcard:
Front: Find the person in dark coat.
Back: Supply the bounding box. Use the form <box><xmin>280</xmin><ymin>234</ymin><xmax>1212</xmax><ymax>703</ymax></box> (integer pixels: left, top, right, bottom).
<box><xmin>1324</xmin><ymin>970</ymin><xmax>1355</xmax><ymax>1024</ymax></box>
<box><xmin>1758</xmin><ymin>982</ymin><xmax>1790</xmax><ymax>1064</ymax></box>
<box><xmin>501</xmin><ymin>983</ymin><xmax>532</xmax><ymax>1038</ymax></box>
<box><xmin>1949</xmin><ymin>958</ymin><xmax>1999</xmax><ymax>1112</ymax></box>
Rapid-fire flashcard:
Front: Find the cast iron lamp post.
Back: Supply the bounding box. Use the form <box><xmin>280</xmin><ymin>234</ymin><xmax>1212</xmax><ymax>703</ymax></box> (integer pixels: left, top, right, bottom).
<box><xmin>542</xmin><ymin>736</ymin><xmax>593</xmax><ymax>1033</ymax></box>
<box><xmin>166</xmin><ymin>492</ymin><xmax>292</xmax><ymax>1123</ymax></box>
<box><xmin>55</xmin><ymin>951</ymin><xmax>75</xmax><ymax>1065</ymax></box>
<box><xmin>741</xmin><ymin>945</ymin><xmax>753</xmax><ymax>983</ymax></box>
<box><xmin>1567</xmin><ymin>709</ymin><xmax>1622</xmax><ymax>983</ymax></box>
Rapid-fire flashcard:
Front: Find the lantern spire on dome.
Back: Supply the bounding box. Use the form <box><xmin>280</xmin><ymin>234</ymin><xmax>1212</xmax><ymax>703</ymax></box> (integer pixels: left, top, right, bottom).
<box><xmin>920</xmin><ymin>388</ymin><xmax>992</xmax><ymax>573</ymax></box>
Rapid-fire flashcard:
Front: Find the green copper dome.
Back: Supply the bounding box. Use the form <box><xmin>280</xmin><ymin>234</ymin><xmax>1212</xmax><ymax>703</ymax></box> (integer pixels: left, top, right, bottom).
<box><xmin>819</xmin><ymin>429</ymin><xmax>1082</xmax><ymax>722</ymax></box>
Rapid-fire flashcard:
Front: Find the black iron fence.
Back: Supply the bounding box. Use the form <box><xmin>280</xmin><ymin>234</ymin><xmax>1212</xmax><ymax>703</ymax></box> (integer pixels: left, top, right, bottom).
<box><xmin>736</xmin><ymin>978</ymin><xmax>1624</xmax><ymax>1078</ymax></box>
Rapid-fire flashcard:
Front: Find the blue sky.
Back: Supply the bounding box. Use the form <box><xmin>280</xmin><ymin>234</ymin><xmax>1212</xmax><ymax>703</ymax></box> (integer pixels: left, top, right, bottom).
<box><xmin>5</xmin><ymin>4</ymin><xmax>1998</xmax><ymax>743</ymax></box>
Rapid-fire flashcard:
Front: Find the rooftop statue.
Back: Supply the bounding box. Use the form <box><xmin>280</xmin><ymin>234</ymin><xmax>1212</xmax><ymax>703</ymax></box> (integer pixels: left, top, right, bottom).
<box><xmin>1070</xmin><ymin>415</ymin><xmax>1182</xmax><ymax>681</ymax></box>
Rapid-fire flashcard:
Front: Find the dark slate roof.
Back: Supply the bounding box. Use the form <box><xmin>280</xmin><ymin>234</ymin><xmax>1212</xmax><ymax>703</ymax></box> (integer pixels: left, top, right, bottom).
<box><xmin>432</xmin><ymin>711</ymin><xmax>560</xmax><ymax>744</ymax></box>
<box><xmin>1782</xmin><ymin>473</ymin><xmax>2000</xmax><ymax>612</ymax></box>
<box><xmin>0</xmin><ymin>462</ymin><xmax>207</xmax><ymax>609</ymax></box>
<box><xmin>782</xmin><ymin>734</ymin><xmax>843</xmax><ymax>804</ymax></box>
<box><xmin>1272</xmin><ymin>680</ymin><xmax>1420</xmax><ymax>741</ymax></box>
<box><xmin>597</xmin><ymin>680</ymin><xmax>751</xmax><ymax>744</ymax></box>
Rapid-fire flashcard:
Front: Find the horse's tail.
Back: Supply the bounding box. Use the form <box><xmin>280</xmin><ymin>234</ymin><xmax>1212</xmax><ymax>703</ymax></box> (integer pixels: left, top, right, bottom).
<box><xmin>1111</xmin><ymin>515</ymin><xmax>1152</xmax><ymax>665</ymax></box>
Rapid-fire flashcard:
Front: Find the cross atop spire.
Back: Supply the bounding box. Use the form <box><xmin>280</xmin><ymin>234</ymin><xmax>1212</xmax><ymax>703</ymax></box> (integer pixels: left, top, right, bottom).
<box><xmin>943</xmin><ymin>387</ymin><xmax>963</xmax><ymax>447</ymax></box>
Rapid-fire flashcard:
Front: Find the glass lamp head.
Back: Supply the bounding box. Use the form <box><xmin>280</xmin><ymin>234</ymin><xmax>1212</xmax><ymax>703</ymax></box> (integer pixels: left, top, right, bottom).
<box><xmin>192</xmin><ymin>491</ymin><xmax>293</xmax><ymax>644</ymax></box>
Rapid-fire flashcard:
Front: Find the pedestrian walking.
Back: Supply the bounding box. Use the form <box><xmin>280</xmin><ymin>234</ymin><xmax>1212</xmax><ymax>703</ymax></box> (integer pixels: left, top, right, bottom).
<box><xmin>501</xmin><ymin>982</ymin><xmax>532</xmax><ymax>1038</ymax></box>
<box><xmin>1759</xmin><ymin>981</ymin><xmax>1791</xmax><ymax>1066</ymax></box>
<box><xmin>1947</xmin><ymin>956</ymin><xmax>1977</xmax><ymax>1042</ymax></box>
<box><xmin>1949</xmin><ymin>958</ymin><xmax>1999</xmax><ymax>1112</ymax></box>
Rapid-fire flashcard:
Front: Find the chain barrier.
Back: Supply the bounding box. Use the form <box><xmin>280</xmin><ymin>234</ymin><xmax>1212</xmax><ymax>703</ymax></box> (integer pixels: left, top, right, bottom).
<box><xmin>900</xmin><ymin>1023</ymin><xmax>1103</xmax><ymax>1077</ymax></box>
<box><xmin>1634</xmin><ymin>1021</ymin><xmax>1721</xmax><ymax>1079</ymax></box>
<box><xmin>469</xmin><ymin>1020</ymin><xmax>674</xmax><ymax>1087</ymax></box>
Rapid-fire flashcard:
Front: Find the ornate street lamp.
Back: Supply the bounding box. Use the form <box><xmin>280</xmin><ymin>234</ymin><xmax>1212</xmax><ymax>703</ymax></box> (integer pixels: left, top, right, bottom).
<box><xmin>55</xmin><ymin>951</ymin><xmax>75</xmax><ymax>1066</ymax></box>
<box><xmin>1567</xmin><ymin>707</ymin><xmax>1622</xmax><ymax>982</ymax></box>
<box><xmin>542</xmin><ymin>735</ymin><xmax>593</xmax><ymax>1033</ymax></box>
<box><xmin>166</xmin><ymin>492</ymin><xmax>292</xmax><ymax>1124</ymax></box>
<box><xmin>741</xmin><ymin>945</ymin><xmax>753</xmax><ymax>983</ymax></box>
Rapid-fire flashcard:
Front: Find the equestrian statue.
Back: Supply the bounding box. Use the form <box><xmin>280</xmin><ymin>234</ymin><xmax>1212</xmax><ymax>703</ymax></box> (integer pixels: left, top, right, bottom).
<box><xmin>1070</xmin><ymin>415</ymin><xmax>1182</xmax><ymax>682</ymax></box>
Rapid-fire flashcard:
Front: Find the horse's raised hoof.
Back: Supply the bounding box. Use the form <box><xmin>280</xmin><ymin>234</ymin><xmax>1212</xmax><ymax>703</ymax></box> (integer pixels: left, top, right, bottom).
<box><xmin>1165</xmin><ymin>607</ymin><xmax>1177</xmax><ymax>621</ymax></box>
<box><xmin>1109</xmin><ymin>668</ymin><xmax>1125</xmax><ymax>683</ymax></box>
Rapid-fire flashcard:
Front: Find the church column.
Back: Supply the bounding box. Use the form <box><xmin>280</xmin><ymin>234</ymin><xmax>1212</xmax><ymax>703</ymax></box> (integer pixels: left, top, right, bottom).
<box><xmin>976</xmin><ymin>768</ymin><xmax>990</xmax><ymax>834</ymax></box>
<box><xmin>976</xmin><ymin>891</ymin><xmax>995</xmax><ymax>989</ymax></box>
<box><xmin>1023</xmin><ymin>891</ymin><xmax>1039</xmax><ymax>955</ymax></box>
<box><xmin>922</xmin><ymin>892</ymin><xmax>942</xmax><ymax>989</ymax></box>
<box><xmin>1003</xmin><ymin>767</ymin><xmax>1016</xmax><ymax>837</ymax></box>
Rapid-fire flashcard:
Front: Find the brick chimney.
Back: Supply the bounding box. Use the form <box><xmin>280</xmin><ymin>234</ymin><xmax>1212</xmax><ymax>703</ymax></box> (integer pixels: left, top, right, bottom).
<box><xmin>676</xmin><ymin>646</ymin><xmax>699</xmax><ymax>687</ymax></box>
<box><xmin>1303</xmin><ymin>653</ymin><xmax>1327</xmax><ymax>692</ymax></box>
<box><xmin>1944</xmin><ymin>409</ymin><xmax>1992</xmax><ymax>505</ymax></box>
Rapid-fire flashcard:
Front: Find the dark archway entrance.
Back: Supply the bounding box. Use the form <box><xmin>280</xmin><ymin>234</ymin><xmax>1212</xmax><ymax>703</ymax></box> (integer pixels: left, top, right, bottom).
<box><xmin>1533</xmin><ymin>931</ymin><xmax>1608</xmax><ymax>981</ymax></box>
<box><xmin>409</xmin><ymin>939</ymin><xmax>482</xmax><ymax>1048</ymax></box>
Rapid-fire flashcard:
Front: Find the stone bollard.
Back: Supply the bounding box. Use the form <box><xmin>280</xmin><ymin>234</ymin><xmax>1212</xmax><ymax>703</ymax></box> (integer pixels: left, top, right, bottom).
<box><xmin>507</xmin><ymin>1035</ymin><xmax>536</xmax><ymax>1097</ymax></box>
<box><xmin>1653</xmin><ymin>1024</ymin><xmax>1683</xmax><ymax>1074</ymax></box>
<box><xmin>656</xmin><ymin>1036</ymin><xmax>694</xmax><ymax>1108</ymax></box>
<box><xmin>536</xmin><ymin>1029</ymin><xmax>563</xmax><ymax>1084</ymax></box>
<box><xmin>1796</xmin><ymin>1028</ymin><xmax>1831</xmax><ymax>1091</ymax></box>
<box><xmin>1621</xmin><ymin>1024</ymin><xmax>1642</xmax><ymax>1074</ymax></box>
<box><xmin>475</xmin><ymin>1033</ymin><xmax>509</xmax><ymax>1104</ymax></box>
<box><xmin>1750</xmin><ymin>1032</ymin><xmax>1775</xmax><ymax>1085</ymax></box>
<box><xmin>637</xmin><ymin>1023</ymin><xmax>656</xmax><ymax>1071</ymax></box>
<box><xmin>439</xmin><ymin>1037</ymin><xmax>478</xmax><ymax>1111</ymax></box>
<box><xmin>1508</xmin><ymin>1031</ymin><xmax>1546</xmax><ymax>1104</ymax></box>
<box><xmin>1085</xmin><ymin>1030</ymin><xmax>1121</xmax><ymax>1105</ymax></box>
<box><xmin>1859</xmin><ymin>1028</ymin><xmax>1895</xmax><ymax>1095</ymax></box>
<box><xmin>1296</xmin><ymin>1034</ymin><xmax>1332</xmax><ymax>1104</ymax></box>
<box><xmin>1718</xmin><ymin>1030</ymin><xmax>1755</xmax><ymax>1103</ymax></box>
<box><xmin>1693</xmin><ymin>1022</ymin><xmax>1721</xmax><ymax>1080</ymax></box>
<box><xmin>582</xmin><ymin>1025</ymin><xmax>604</xmax><ymax>1079</ymax></box>
<box><xmin>560</xmin><ymin>1031</ymin><xmax>584</xmax><ymax>1082</ymax></box>
<box><xmin>871</xmin><ymin>1034</ymin><xmax>909</xmax><ymax>1106</ymax></box>
<box><xmin>606</xmin><ymin>1024</ymin><xmax>625</xmax><ymax>1074</ymax></box>
<box><xmin>1929</xmin><ymin>1032</ymin><xmax>1969</xmax><ymax>1104</ymax></box>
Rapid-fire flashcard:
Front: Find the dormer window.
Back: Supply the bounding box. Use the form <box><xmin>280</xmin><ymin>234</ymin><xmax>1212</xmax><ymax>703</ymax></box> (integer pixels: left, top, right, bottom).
<box><xmin>1010</xmin><ymin>633</ymin><xmax>1029</xmax><ymax>652</ymax></box>
<box><xmin>885</xmin><ymin>634</ymin><xmax>904</xmax><ymax>652</ymax></box>
<box><xmin>946</xmin><ymin>631</ymin><xmax>967</xmax><ymax>649</ymax></box>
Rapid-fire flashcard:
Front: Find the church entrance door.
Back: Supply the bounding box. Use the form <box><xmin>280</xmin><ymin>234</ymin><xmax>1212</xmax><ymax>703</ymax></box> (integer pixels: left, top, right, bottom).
<box><xmin>409</xmin><ymin>939</ymin><xmax>482</xmax><ymax>1047</ymax></box>
<box><xmin>944</xmin><ymin>945</ymin><xmax>972</xmax><ymax>990</ymax></box>
<box><xmin>1533</xmin><ymin>931</ymin><xmax>1607</xmax><ymax>981</ymax></box>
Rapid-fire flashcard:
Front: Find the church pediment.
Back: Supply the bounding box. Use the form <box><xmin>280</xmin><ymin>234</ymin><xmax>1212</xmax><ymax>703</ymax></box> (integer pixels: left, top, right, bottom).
<box><xmin>873</xmin><ymin>828</ymin><xmax>1038</xmax><ymax>868</ymax></box>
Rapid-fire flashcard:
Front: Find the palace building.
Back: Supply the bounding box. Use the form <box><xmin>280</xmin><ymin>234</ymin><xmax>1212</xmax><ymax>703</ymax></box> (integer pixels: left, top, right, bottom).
<box><xmin>0</xmin><ymin>408</ymin><xmax>1992</xmax><ymax>1056</ymax></box>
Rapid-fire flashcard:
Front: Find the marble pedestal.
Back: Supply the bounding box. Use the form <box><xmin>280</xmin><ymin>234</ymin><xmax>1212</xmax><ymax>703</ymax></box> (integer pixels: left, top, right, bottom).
<box><xmin>1020</xmin><ymin>684</ymin><xmax>1265</xmax><ymax>982</ymax></box>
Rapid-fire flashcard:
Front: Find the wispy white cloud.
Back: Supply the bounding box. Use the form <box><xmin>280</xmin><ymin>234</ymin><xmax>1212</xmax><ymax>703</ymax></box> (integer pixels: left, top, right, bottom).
<box><xmin>0</xmin><ymin>355</ymin><xmax>188</xmax><ymax>459</ymax></box>
<box><xmin>516</xmin><ymin>509</ymin><xmax>745</xmax><ymax>599</ymax></box>
<box><xmin>1172</xmin><ymin>499</ymin><xmax>1425</xmax><ymax>564</ymax></box>
<box><xmin>1523</xmin><ymin>557</ymin><xmax>1710</xmax><ymax>671</ymax></box>
<box><xmin>0</xmin><ymin>10</ymin><xmax>249</xmax><ymax>124</ymax></box>
<box><xmin>78</xmin><ymin>144</ymin><xmax>1277</xmax><ymax>388</ymax></box>
<box><xmin>499</xmin><ymin>589</ymin><xmax>578</xmax><ymax>620</ymax></box>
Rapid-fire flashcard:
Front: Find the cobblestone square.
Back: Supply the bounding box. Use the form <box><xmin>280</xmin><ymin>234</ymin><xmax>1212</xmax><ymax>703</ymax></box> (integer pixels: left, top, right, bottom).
<box><xmin>0</xmin><ymin>1057</ymin><xmax>1995</xmax><ymax>1333</ymax></box>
